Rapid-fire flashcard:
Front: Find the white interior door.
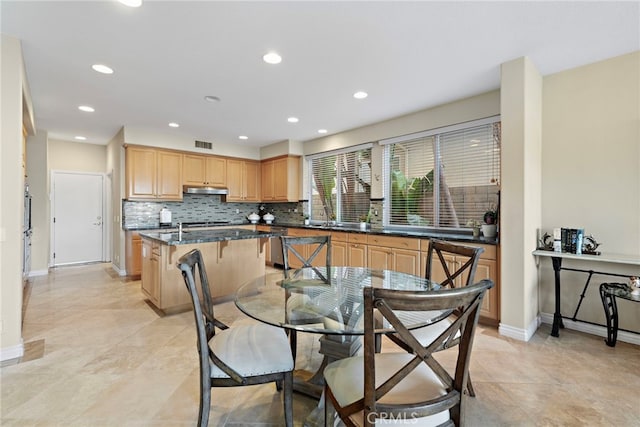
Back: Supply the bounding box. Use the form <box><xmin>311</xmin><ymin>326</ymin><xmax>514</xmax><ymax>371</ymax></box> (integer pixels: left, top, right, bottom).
<box><xmin>52</xmin><ymin>172</ymin><xmax>105</xmax><ymax>266</ymax></box>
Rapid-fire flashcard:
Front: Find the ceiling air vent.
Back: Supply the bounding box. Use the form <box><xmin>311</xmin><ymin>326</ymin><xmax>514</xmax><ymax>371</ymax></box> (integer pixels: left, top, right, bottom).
<box><xmin>195</xmin><ymin>140</ymin><xmax>213</xmax><ymax>150</ymax></box>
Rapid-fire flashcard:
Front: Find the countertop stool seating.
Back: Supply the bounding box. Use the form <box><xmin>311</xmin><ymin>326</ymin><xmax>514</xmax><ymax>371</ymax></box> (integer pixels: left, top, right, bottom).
<box><xmin>324</xmin><ymin>279</ymin><xmax>494</xmax><ymax>427</ymax></box>
<box><xmin>281</xmin><ymin>235</ymin><xmax>332</xmax><ymax>361</ymax></box>
<box><xmin>379</xmin><ymin>239</ymin><xmax>485</xmax><ymax>397</ymax></box>
<box><xmin>178</xmin><ymin>249</ymin><xmax>294</xmax><ymax>427</ymax></box>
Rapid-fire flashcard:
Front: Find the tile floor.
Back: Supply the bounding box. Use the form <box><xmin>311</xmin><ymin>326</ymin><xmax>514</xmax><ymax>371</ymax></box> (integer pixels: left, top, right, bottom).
<box><xmin>2</xmin><ymin>263</ymin><xmax>639</xmax><ymax>426</ymax></box>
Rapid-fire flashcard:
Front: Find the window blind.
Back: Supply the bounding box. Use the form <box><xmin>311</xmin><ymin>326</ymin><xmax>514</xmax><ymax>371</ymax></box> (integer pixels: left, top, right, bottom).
<box><xmin>385</xmin><ymin>119</ymin><xmax>500</xmax><ymax>230</ymax></box>
<box><xmin>309</xmin><ymin>146</ymin><xmax>372</xmax><ymax>223</ymax></box>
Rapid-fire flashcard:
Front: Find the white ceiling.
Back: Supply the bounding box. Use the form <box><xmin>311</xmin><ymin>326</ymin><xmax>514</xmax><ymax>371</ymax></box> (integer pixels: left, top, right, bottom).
<box><xmin>2</xmin><ymin>1</ymin><xmax>639</xmax><ymax>148</ymax></box>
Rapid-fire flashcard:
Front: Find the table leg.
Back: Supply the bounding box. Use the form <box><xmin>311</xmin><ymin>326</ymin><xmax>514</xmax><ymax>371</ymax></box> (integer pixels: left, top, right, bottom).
<box><xmin>551</xmin><ymin>256</ymin><xmax>565</xmax><ymax>337</ymax></box>
<box><xmin>599</xmin><ymin>283</ymin><xmax>619</xmax><ymax>347</ymax></box>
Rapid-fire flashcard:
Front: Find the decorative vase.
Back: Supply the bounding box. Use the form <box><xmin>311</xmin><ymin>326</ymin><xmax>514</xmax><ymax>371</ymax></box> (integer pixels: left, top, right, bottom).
<box><xmin>359</xmin><ymin>222</ymin><xmax>368</xmax><ymax>230</ymax></box>
<box><xmin>481</xmin><ymin>224</ymin><xmax>497</xmax><ymax>238</ymax></box>
<box><xmin>304</xmin><ymin>219</ymin><xmax>310</xmax><ymax>225</ymax></box>
<box><xmin>472</xmin><ymin>227</ymin><xmax>480</xmax><ymax>238</ymax></box>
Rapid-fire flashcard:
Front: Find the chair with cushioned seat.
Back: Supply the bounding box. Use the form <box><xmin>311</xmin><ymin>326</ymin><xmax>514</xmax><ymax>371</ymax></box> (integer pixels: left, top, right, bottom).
<box><xmin>324</xmin><ymin>279</ymin><xmax>494</xmax><ymax>427</ymax></box>
<box><xmin>178</xmin><ymin>249</ymin><xmax>294</xmax><ymax>427</ymax></box>
<box><xmin>281</xmin><ymin>235</ymin><xmax>332</xmax><ymax>361</ymax></box>
<box><xmin>380</xmin><ymin>239</ymin><xmax>484</xmax><ymax>397</ymax></box>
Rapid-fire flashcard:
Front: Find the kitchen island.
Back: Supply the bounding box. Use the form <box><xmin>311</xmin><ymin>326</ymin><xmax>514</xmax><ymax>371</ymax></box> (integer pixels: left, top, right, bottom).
<box><xmin>139</xmin><ymin>228</ymin><xmax>283</xmax><ymax>312</ymax></box>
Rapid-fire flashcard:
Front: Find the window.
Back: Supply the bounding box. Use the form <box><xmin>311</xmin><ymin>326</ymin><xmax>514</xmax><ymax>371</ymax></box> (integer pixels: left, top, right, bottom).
<box><xmin>382</xmin><ymin>117</ymin><xmax>500</xmax><ymax>231</ymax></box>
<box><xmin>308</xmin><ymin>145</ymin><xmax>372</xmax><ymax>223</ymax></box>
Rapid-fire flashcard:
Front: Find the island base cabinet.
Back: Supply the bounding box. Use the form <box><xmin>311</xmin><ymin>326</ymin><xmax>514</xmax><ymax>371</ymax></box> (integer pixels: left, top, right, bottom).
<box><xmin>141</xmin><ymin>238</ymin><xmax>266</xmax><ymax>312</ymax></box>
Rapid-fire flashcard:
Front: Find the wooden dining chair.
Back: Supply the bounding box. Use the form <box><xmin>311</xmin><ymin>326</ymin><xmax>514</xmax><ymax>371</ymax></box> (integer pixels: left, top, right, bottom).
<box><xmin>178</xmin><ymin>249</ymin><xmax>294</xmax><ymax>427</ymax></box>
<box><xmin>380</xmin><ymin>239</ymin><xmax>485</xmax><ymax>396</ymax></box>
<box><xmin>324</xmin><ymin>279</ymin><xmax>494</xmax><ymax>427</ymax></box>
<box><xmin>281</xmin><ymin>235</ymin><xmax>332</xmax><ymax>362</ymax></box>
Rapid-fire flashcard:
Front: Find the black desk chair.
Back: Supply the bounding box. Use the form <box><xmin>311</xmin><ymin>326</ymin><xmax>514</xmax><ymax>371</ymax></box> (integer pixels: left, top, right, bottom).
<box><xmin>324</xmin><ymin>279</ymin><xmax>494</xmax><ymax>427</ymax></box>
<box><xmin>178</xmin><ymin>249</ymin><xmax>294</xmax><ymax>427</ymax></box>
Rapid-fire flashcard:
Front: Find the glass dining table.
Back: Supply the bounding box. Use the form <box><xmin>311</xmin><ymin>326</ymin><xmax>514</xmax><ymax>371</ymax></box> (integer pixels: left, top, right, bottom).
<box><xmin>235</xmin><ymin>266</ymin><xmax>448</xmax><ymax>399</ymax></box>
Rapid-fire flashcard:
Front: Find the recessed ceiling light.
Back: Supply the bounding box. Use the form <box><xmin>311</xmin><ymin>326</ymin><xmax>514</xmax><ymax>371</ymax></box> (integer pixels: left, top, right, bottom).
<box><xmin>118</xmin><ymin>0</ymin><xmax>142</xmax><ymax>7</ymax></box>
<box><xmin>204</xmin><ymin>95</ymin><xmax>221</xmax><ymax>103</ymax></box>
<box><xmin>91</xmin><ymin>64</ymin><xmax>113</xmax><ymax>74</ymax></box>
<box><xmin>168</xmin><ymin>122</ymin><xmax>179</xmax><ymax>128</ymax></box>
<box><xmin>74</xmin><ymin>136</ymin><xmax>87</xmax><ymax>141</ymax></box>
<box><xmin>239</xmin><ymin>135</ymin><xmax>248</xmax><ymax>140</ymax></box>
<box><xmin>353</xmin><ymin>91</ymin><xmax>368</xmax><ymax>99</ymax></box>
<box><xmin>263</xmin><ymin>52</ymin><xmax>282</xmax><ymax>64</ymax></box>
<box><xmin>287</xmin><ymin>117</ymin><xmax>299</xmax><ymax>123</ymax></box>
<box><xmin>318</xmin><ymin>129</ymin><xmax>328</xmax><ymax>134</ymax></box>
<box><xmin>78</xmin><ymin>105</ymin><xmax>95</xmax><ymax>112</ymax></box>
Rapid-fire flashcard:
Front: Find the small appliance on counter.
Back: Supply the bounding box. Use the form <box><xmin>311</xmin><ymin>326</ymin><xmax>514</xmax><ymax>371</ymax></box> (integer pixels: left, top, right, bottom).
<box><xmin>159</xmin><ymin>208</ymin><xmax>172</xmax><ymax>227</ymax></box>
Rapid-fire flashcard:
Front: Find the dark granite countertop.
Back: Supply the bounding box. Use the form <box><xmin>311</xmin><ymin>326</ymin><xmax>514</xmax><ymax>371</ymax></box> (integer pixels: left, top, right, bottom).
<box><xmin>139</xmin><ymin>228</ymin><xmax>284</xmax><ymax>246</ymax></box>
<box><xmin>131</xmin><ymin>221</ymin><xmax>498</xmax><ymax>246</ymax></box>
<box><xmin>273</xmin><ymin>222</ymin><xmax>499</xmax><ymax>246</ymax></box>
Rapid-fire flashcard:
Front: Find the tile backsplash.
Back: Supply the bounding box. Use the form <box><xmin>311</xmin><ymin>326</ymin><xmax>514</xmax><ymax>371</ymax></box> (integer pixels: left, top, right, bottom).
<box><xmin>122</xmin><ymin>194</ymin><xmax>302</xmax><ymax>228</ymax></box>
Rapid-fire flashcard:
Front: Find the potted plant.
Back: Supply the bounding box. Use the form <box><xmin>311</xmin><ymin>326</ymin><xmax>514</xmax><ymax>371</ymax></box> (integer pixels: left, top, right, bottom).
<box><xmin>303</xmin><ymin>213</ymin><xmax>310</xmax><ymax>226</ymax></box>
<box><xmin>358</xmin><ymin>213</ymin><xmax>370</xmax><ymax>230</ymax></box>
<box><xmin>481</xmin><ymin>208</ymin><xmax>498</xmax><ymax>238</ymax></box>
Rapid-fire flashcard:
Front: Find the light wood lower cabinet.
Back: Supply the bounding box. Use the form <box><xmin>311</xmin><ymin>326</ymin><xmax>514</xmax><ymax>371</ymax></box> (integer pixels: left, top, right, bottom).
<box><xmin>141</xmin><ymin>237</ymin><xmax>266</xmax><ymax>311</ymax></box>
<box><xmin>420</xmin><ymin>240</ymin><xmax>499</xmax><ymax>325</ymax></box>
<box><xmin>285</xmin><ymin>228</ymin><xmax>330</xmax><ymax>269</ymax></box>
<box><xmin>367</xmin><ymin>235</ymin><xmax>421</xmax><ymax>275</ymax></box>
<box><xmin>125</xmin><ymin>231</ymin><xmax>143</xmax><ymax>278</ymax></box>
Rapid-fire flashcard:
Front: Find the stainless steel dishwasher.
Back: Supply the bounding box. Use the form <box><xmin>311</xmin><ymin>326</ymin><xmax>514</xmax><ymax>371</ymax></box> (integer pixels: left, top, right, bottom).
<box><xmin>270</xmin><ymin>226</ymin><xmax>288</xmax><ymax>267</ymax></box>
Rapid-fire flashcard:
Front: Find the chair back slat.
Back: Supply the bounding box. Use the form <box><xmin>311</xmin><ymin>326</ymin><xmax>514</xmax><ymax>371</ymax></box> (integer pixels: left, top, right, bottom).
<box><xmin>281</xmin><ymin>235</ymin><xmax>332</xmax><ymax>282</ymax></box>
<box><xmin>358</xmin><ymin>279</ymin><xmax>494</xmax><ymax>426</ymax></box>
<box><xmin>425</xmin><ymin>239</ymin><xmax>484</xmax><ymax>288</ymax></box>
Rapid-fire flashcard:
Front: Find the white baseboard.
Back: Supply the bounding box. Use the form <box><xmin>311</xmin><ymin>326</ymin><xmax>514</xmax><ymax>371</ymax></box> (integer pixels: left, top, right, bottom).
<box><xmin>0</xmin><ymin>340</ymin><xmax>24</xmax><ymax>362</ymax></box>
<box><xmin>28</xmin><ymin>269</ymin><xmax>49</xmax><ymax>277</ymax></box>
<box><xmin>111</xmin><ymin>264</ymin><xmax>127</xmax><ymax>276</ymax></box>
<box><xmin>539</xmin><ymin>311</ymin><xmax>640</xmax><ymax>346</ymax></box>
<box><xmin>498</xmin><ymin>316</ymin><xmax>541</xmax><ymax>342</ymax></box>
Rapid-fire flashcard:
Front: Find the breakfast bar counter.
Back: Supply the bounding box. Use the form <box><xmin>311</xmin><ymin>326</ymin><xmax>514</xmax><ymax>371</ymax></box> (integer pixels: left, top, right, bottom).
<box><xmin>139</xmin><ymin>228</ymin><xmax>283</xmax><ymax>312</ymax></box>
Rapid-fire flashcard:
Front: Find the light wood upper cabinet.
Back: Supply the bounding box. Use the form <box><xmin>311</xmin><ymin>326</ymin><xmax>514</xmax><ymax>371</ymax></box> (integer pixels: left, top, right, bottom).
<box><xmin>261</xmin><ymin>156</ymin><xmax>300</xmax><ymax>202</ymax></box>
<box><xmin>183</xmin><ymin>154</ymin><xmax>226</xmax><ymax>186</ymax></box>
<box><xmin>227</xmin><ymin>159</ymin><xmax>260</xmax><ymax>202</ymax></box>
<box><xmin>126</xmin><ymin>146</ymin><xmax>183</xmax><ymax>200</ymax></box>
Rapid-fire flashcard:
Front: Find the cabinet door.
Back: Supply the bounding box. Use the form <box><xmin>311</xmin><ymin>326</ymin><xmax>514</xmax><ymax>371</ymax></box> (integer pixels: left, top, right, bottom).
<box><xmin>183</xmin><ymin>154</ymin><xmax>207</xmax><ymax>185</ymax></box>
<box><xmin>393</xmin><ymin>249</ymin><xmax>420</xmax><ymax>275</ymax></box>
<box><xmin>226</xmin><ymin>159</ymin><xmax>244</xmax><ymax>201</ymax></box>
<box><xmin>332</xmin><ymin>241</ymin><xmax>348</xmax><ymax>266</ymax></box>
<box><xmin>141</xmin><ymin>240</ymin><xmax>159</xmax><ymax>305</ymax></box>
<box><xmin>244</xmin><ymin>161</ymin><xmax>261</xmax><ymax>201</ymax></box>
<box><xmin>206</xmin><ymin>156</ymin><xmax>226</xmax><ymax>186</ymax></box>
<box><xmin>261</xmin><ymin>160</ymin><xmax>275</xmax><ymax>200</ymax></box>
<box><xmin>348</xmin><ymin>243</ymin><xmax>367</xmax><ymax>267</ymax></box>
<box><xmin>131</xmin><ymin>236</ymin><xmax>143</xmax><ymax>276</ymax></box>
<box><xmin>368</xmin><ymin>246</ymin><xmax>392</xmax><ymax>270</ymax></box>
<box><xmin>126</xmin><ymin>147</ymin><xmax>156</xmax><ymax>199</ymax></box>
<box><xmin>476</xmin><ymin>259</ymin><xmax>499</xmax><ymax>322</ymax></box>
<box><xmin>156</xmin><ymin>151</ymin><xmax>183</xmax><ymax>200</ymax></box>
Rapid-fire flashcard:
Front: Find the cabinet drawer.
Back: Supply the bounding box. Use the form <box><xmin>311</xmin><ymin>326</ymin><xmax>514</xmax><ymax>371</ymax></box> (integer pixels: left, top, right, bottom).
<box><xmin>420</xmin><ymin>239</ymin><xmax>496</xmax><ymax>260</ymax></box>
<box><xmin>331</xmin><ymin>231</ymin><xmax>349</xmax><ymax>242</ymax></box>
<box><xmin>367</xmin><ymin>235</ymin><xmax>420</xmax><ymax>250</ymax></box>
<box><xmin>348</xmin><ymin>233</ymin><xmax>368</xmax><ymax>244</ymax></box>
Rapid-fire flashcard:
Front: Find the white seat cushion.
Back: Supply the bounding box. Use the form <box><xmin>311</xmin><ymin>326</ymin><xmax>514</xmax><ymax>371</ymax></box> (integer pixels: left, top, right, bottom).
<box><xmin>209</xmin><ymin>323</ymin><xmax>293</xmax><ymax>378</ymax></box>
<box><xmin>324</xmin><ymin>353</ymin><xmax>450</xmax><ymax>426</ymax></box>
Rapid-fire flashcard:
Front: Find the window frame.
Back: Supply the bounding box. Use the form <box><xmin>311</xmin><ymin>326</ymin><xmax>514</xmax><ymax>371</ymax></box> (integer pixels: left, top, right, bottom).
<box><xmin>381</xmin><ymin>116</ymin><xmax>501</xmax><ymax>233</ymax></box>
<box><xmin>307</xmin><ymin>143</ymin><xmax>373</xmax><ymax>225</ymax></box>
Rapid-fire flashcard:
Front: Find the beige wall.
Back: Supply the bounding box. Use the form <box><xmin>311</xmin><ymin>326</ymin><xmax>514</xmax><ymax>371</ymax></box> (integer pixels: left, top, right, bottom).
<box><xmin>500</xmin><ymin>57</ymin><xmax>543</xmax><ymax>339</ymax></box>
<box><xmin>107</xmin><ymin>129</ymin><xmax>125</xmax><ymax>273</ymax></box>
<box><xmin>49</xmin><ymin>139</ymin><xmax>107</xmax><ymax>172</ymax></box>
<box><xmin>539</xmin><ymin>51</ymin><xmax>640</xmax><ymax>330</ymax></box>
<box><xmin>0</xmin><ymin>35</ymin><xmax>30</xmax><ymax>360</ymax></box>
<box><xmin>26</xmin><ymin>131</ymin><xmax>49</xmax><ymax>275</ymax></box>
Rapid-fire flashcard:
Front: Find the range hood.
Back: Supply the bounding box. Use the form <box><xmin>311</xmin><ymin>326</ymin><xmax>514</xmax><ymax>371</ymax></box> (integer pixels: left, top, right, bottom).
<box><xmin>183</xmin><ymin>185</ymin><xmax>229</xmax><ymax>195</ymax></box>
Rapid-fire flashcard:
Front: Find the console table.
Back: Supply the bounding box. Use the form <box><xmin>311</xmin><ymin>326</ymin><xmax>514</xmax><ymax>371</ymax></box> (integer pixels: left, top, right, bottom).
<box><xmin>532</xmin><ymin>250</ymin><xmax>640</xmax><ymax>338</ymax></box>
<box><xmin>599</xmin><ymin>283</ymin><xmax>640</xmax><ymax>346</ymax></box>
